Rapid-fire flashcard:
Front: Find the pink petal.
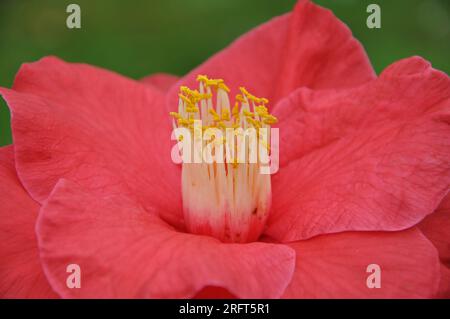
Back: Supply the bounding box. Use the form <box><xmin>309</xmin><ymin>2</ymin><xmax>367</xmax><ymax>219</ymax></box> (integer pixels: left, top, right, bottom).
<box><xmin>437</xmin><ymin>265</ymin><xmax>450</xmax><ymax>298</ymax></box>
<box><xmin>0</xmin><ymin>146</ymin><xmax>56</xmax><ymax>298</ymax></box>
<box><xmin>193</xmin><ymin>286</ymin><xmax>237</xmax><ymax>299</ymax></box>
<box><xmin>419</xmin><ymin>193</ymin><xmax>450</xmax><ymax>267</ymax></box>
<box><xmin>140</xmin><ymin>73</ymin><xmax>179</xmax><ymax>92</ymax></box>
<box><xmin>0</xmin><ymin>56</ymin><xmax>183</xmax><ymax>229</ymax></box>
<box><xmin>282</xmin><ymin>229</ymin><xmax>440</xmax><ymax>298</ymax></box>
<box><xmin>167</xmin><ymin>0</ymin><xmax>375</xmax><ymax>112</ymax></box>
<box><xmin>36</xmin><ymin>179</ymin><xmax>295</xmax><ymax>298</ymax></box>
<box><xmin>267</xmin><ymin>57</ymin><xmax>450</xmax><ymax>241</ymax></box>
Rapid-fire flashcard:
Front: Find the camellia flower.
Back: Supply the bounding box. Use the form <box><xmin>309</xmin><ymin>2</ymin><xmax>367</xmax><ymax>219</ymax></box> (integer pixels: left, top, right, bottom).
<box><xmin>0</xmin><ymin>0</ymin><xmax>449</xmax><ymax>298</ymax></box>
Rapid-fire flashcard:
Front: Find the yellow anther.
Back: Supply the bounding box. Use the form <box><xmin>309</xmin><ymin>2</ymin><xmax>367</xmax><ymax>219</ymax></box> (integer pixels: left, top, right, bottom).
<box><xmin>262</xmin><ymin>115</ymin><xmax>278</xmax><ymax>125</ymax></box>
<box><xmin>255</xmin><ymin>105</ymin><xmax>269</xmax><ymax>116</ymax></box>
<box><xmin>196</xmin><ymin>75</ymin><xmax>209</xmax><ymax>82</ymax></box>
<box><xmin>240</xmin><ymin>87</ymin><xmax>255</xmax><ymax>102</ymax></box>
<box><xmin>186</xmin><ymin>106</ymin><xmax>199</xmax><ymax>113</ymax></box>
<box><xmin>221</xmin><ymin>108</ymin><xmax>230</xmax><ymax>121</ymax></box>
<box><xmin>197</xmin><ymin>75</ymin><xmax>229</xmax><ymax>90</ymax></box>
<box><xmin>218</xmin><ymin>82</ymin><xmax>230</xmax><ymax>92</ymax></box>
<box><xmin>180</xmin><ymin>87</ymin><xmax>213</xmax><ymax>104</ymax></box>
<box><xmin>179</xmin><ymin>86</ymin><xmax>189</xmax><ymax>93</ymax></box>
<box><xmin>232</xmin><ymin>102</ymin><xmax>240</xmax><ymax>117</ymax></box>
<box><xmin>194</xmin><ymin>92</ymin><xmax>210</xmax><ymax>101</ymax></box>
<box><xmin>246</xmin><ymin>117</ymin><xmax>262</xmax><ymax>128</ymax></box>
<box><xmin>181</xmin><ymin>88</ymin><xmax>196</xmax><ymax>98</ymax></box>
<box><xmin>236</xmin><ymin>94</ymin><xmax>245</xmax><ymax>103</ymax></box>
<box><xmin>209</xmin><ymin>109</ymin><xmax>221</xmax><ymax>121</ymax></box>
<box><xmin>169</xmin><ymin>112</ymin><xmax>182</xmax><ymax>119</ymax></box>
<box><xmin>207</xmin><ymin>79</ymin><xmax>223</xmax><ymax>87</ymax></box>
<box><xmin>239</xmin><ymin>87</ymin><xmax>269</xmax><ymax>105</ymax></box>
<box><xmin>177</xmin><ymin>118</ymin><xmax>189</xmax><ymax>126</ymax></box>
<box><xmin>243</xmin><ymin>110</ymin><xmax>254</xmax><ymax>117</ymax></box>
<box><xmin>179</xmin><ymin>94</ymin><xmax>192</xmax><ymax>105</ymax></box>
<box><xmin>199</xmin><ymin>93</ymin><xmax>212</xmax><ymax>100</ymax></box>
<box><xmin>180</xmin><ymin>86</ymin><xmax>191</xmax><ymax>94</ymax></box>
<box><xmin>239</xmin><ymin>87</ymin><xmax>250</xmax><ymax>96</ymax></box>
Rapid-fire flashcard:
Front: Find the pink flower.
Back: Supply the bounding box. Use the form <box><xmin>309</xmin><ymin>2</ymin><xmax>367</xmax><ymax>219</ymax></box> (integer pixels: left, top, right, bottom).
<box><xmin>0</xmin><ymin>0</ymin><xmax>449</xmax><ymax>298</ymax></box>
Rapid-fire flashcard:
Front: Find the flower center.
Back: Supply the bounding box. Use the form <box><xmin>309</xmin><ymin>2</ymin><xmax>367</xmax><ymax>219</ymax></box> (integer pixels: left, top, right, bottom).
<box><xmin>170</xmin><ymin>75</ymin><xmax>278</xmax><ymax>243</ymax></box>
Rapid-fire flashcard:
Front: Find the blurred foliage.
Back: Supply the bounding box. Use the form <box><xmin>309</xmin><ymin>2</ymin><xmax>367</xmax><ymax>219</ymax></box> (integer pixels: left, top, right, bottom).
<box><xmin>0</xmin><ymin>0</ymin><xmax>449</xmax><ymax>146</ymax></box>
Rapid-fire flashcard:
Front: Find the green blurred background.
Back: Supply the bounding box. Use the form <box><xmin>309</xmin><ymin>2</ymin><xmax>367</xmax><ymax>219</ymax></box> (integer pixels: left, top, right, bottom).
<box><xmin>0</xmin><ymin>0</ymin><xmax>449</xmax><ymax>146</ymax></box>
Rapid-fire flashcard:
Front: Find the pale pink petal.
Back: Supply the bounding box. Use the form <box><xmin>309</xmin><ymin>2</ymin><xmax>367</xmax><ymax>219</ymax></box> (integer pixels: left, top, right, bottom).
<box><xmin>0</xmin><ymin>146</ymin><xmax>57</xmax><ymax>298</ymax></box>
<box><xmin>36</xmin><ymin>179</ymin><xmax>295</xmax><ymax>298</ymax></box>
<box><xmin>267</xmin><ymin>57</ymin><xmax>450</xmax><ymax>241</ymax></box>
<box><xmin>0</xmin><ymin>57</ymin><xmax>182</xmax><ymax>228</ymax></box>
<box><xmin>167</xmin><ymin>0</ymin><xmax>375</xmax><ymax>112</ymax></box>
<box><xmin>282</xmin><ymin>229</ymin><xmax>440</xmax><ymax>298</ymax></box>
<box><xmin>140</xmin><ymin>73</ymin><xmax>179</xmax><ymax>92</ymax></box>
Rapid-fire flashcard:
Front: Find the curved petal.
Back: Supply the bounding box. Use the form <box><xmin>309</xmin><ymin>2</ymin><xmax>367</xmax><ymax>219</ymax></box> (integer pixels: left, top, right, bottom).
<box><xmin>193</xmin><ymin>286</ymin><xmax>237</xmax><ymax>299</ymax></box>
<box><xmin>437</xmin><ymin>265</ymin><xmax>450</xmax><ymax>298</ymax></box>
<box><xmin>167</xmin><ymin>0</ymin><xmax>375</xmax><ymax>112</ymax></box>
<box><xmin>282</xmin><ymin>229</ymin><xmax>440</xmax><ymax>298</ymax></box>
<box><xmin>36</xmin><ymin>179</ymin><xmax>295</xmax><ymax>299</ymax></box>
<box><xmin>419</xmin><ymin>193</ymin><xmax>450</xmax><ymax>267</ymax></box>
<box><xmin>0</xmin><ymin>146</ymin><xmax>56</xmax><ymax>298</ymax></box>
<box><xmin>0</xmin><ymin>56</ymin><xmax>182</xmax><ymax>228</ymax></box>
<box><xmin>267</xmin><ymin>57</ymin><xmax>450</xmax><ymax>241</ymax></box>
<box><xmin>140</xmin><ymin>73</ymin><xmax>179</xmax><ymax>92</ymax></box>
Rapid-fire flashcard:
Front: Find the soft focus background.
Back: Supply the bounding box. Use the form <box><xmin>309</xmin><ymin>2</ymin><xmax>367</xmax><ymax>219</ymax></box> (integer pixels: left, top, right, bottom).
<box><xmin>0</xmin><ymin>0</ymin><xmax>449</xmax><ymax>146</ymax></box>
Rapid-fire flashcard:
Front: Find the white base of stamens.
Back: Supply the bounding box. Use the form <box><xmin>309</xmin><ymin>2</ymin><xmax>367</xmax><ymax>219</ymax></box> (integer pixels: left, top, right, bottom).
<box><xmin>182</xmin><ymin>162</ymin><xmax>271</xmax><ymax>243</ymax></box>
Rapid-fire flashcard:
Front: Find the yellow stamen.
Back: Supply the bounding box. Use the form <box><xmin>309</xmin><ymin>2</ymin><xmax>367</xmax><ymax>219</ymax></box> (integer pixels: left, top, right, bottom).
<box><xmin>209</xmin><ymin>109</ymin><xmax>221</xmax><ymax>121</ymax></box>
<box><xmin>218</xmin><ymin>82</ymin><xmax>230</xmax><ymax>92</ymax></box>
<box><xmin>239</xmin><ymin>87</ymin><xmax>269</xmax><ymax>105</ymax></box>
<box><xmin>172</xmin><ymin>75</ymin><xmax>277</xmax><ymax>154</ymax></box>
<box><xmin>235</xmin><ymin>94</ymin><xmax>245</xmax><ymax>103</ymax></box>
<box><xmin>221</xmin><ymin>108</ymin><xmax>230</xmax><ymax>121</ymax></box>
<box><xmin>169</xmin><ymin>112</ymin><xmax>182</xmax><ymax>119</ymax></box>
<box><xmin>186</xmin><ymin>106</ymin><xmax>199</xmax><ymax>113</ymax></box>
<box><xmin>243</xmin><ymin>110</ymin><xmax>254</xmax><ymax>117</ymax></box>
<box><xmin>232</xmin><ymin>102</ymin><xmax>240</xmax><ymax>117</ymax></box>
